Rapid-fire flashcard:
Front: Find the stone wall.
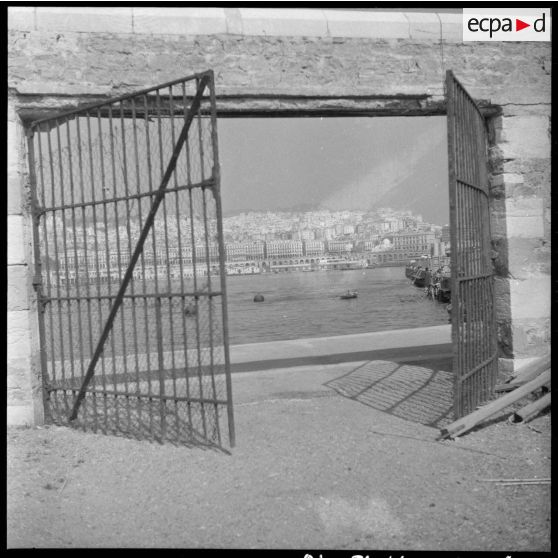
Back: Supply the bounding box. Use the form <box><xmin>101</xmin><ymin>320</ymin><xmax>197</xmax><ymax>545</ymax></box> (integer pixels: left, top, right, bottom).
<box><xmin>7</xmin><ymin>7</ymin><xmax>551</xmax><ymax>423</ymax></box>
<box><xmin>7</xmin><ymin>95</ymin><xmax>44</xmax><ymax>425</ymax></box>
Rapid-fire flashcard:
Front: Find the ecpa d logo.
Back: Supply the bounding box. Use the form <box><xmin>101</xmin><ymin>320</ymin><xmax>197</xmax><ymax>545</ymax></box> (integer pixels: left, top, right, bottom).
<box><xmin>463</xmin><ymin>8</ymin><xmax>551</xmax><ymax>41</ymax></box>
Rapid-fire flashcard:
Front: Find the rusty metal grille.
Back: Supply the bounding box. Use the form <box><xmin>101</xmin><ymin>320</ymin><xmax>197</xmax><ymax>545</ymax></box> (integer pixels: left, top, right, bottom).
<box><xmin>446</xmin><ymin>70</ymin><xmax>498</xmax><ymax>419</ymax></box>
<box><xmin>27</xmin><ymin>71</ymin><xmax>235</xmax><ymax>448</ymax></box>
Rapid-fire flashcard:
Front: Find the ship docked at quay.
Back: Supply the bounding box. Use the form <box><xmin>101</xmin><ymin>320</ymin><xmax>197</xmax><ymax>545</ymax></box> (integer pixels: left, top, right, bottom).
<box><xmin>406</xmin><ymin>256</ymin><xmax>451</xmax><ymax>303</ymax></box>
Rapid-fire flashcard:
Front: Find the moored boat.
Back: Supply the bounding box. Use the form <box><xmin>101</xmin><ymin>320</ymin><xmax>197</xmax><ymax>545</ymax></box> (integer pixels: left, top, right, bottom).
<box><xmin>340</xmin><ymin>290</ymin><xmax>358</xmax><ymax>299</ymax></box>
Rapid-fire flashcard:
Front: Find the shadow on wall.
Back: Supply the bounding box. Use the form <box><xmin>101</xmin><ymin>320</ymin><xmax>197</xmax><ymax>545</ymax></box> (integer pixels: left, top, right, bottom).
<box><xmin>324</xmin><ymin>358</ymin><xmax>454</xmax><ymax>430</ymax></box>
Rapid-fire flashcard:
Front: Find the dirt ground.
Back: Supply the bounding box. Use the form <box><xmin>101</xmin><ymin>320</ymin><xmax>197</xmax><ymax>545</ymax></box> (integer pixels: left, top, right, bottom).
<box><xmin>7</xmin><ymin>363</ymin><xmax>552</xmax><ymax>550</ymax></box>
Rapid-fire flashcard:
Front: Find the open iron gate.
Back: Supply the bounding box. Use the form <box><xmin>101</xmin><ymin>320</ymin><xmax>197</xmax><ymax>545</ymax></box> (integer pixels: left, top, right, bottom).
<box><xmin>27</xmin><ymin>71</ymin><xmax>235</xmax><ymax>448</ymax></box>
<box><xmin>446</xmin><ymin>70</ymin><xmax>498</xmax><ymax>419</ymax></box>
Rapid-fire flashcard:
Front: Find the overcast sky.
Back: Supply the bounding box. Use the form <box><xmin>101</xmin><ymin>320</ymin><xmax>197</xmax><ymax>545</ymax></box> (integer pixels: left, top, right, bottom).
<box><xmin>218</xmin><ymin>116</ymin><xmax>449</xmax><ymax>224</ymax></box>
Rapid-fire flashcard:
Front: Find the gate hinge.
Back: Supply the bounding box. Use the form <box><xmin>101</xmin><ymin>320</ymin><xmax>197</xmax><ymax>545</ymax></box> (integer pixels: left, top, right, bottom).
<box><xmin>33</xmin><ymin>207</ymin><xmax>46</xmax><ymax>219</ymax></box>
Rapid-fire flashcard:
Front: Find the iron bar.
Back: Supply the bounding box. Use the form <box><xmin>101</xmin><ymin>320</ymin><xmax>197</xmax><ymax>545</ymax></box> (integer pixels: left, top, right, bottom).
<box><xmin>75</xmin><ymin>115</ymin><xmax>98</xmax><ymax>431</ymax></box>
<box><xmin>180</xmin><ymin>80</ymin><xmax>194</xmax><ymax>432</ymax></box>
<box><xmin>65</xmin><ymin>119</ymin><xmax>85</xmax><ymax>391</ymax></box>
<box><xmin>41</xmin><ymin>291</ymin><xmax>222</xmax><ymax>303</ymax></box>
<box><xmin>56</xmin><ymin>388</ymin><xmax>229</xmax><ymax>405</ymax></box>
<box><xmin>168</xmin><ymin>84</ymin><xmax>182</xmax><ymax>439</ymax></box>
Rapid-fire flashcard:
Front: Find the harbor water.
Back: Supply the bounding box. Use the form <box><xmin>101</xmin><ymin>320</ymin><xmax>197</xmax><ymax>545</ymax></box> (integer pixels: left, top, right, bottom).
<box><xmin>226</xmin><ymin>266</ymin><xmax>449</xmax><ymax>345</ymax></box>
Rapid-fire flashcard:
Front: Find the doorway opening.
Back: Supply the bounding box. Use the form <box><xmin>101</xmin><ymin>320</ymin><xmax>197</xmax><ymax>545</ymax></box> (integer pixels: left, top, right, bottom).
<box><xmin>217</xmin><ymin>114</ymin><xmax>454</xmax><ymax>428</ymax></box>
<box><xmin>23</xmin><ymin>71</ymin><xmax>497</xmax><ymax>442</ymax></box>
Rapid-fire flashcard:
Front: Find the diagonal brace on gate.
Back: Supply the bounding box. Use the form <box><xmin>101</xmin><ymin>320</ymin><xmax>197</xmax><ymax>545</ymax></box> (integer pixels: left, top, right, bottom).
<box><xmin>69</xmin><ymin>74</ymin><xmax>211</xmax><ymax>421</ymax></box>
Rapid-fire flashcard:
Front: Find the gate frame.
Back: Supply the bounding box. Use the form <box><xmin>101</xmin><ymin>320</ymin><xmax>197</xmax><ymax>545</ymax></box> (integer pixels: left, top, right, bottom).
<box><xmin>20</xmin><ymin>89</ymin><xmax>502</xmax><ymax>432</ymax></box>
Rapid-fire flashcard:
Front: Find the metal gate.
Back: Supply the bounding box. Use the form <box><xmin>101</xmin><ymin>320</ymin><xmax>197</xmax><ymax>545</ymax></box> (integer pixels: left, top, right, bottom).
<box><xmin>27</xmin><ymin>71</ymin><xmax>235</xmax><ymax>448</ymax></box>
<box><xmin>446</xmin><ymin>70</ymin><xmax>498</xmax><ymax>418</ymax></box>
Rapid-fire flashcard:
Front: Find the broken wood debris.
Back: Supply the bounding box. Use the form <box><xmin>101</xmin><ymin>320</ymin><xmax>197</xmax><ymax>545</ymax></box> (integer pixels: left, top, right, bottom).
<box><xmin>510</xmin><ymin>392</ymin><xmax>551</xmax><ymax>425</ymax></box>
<box><xmin>495</xmin><ymin>353</ymin><xmax>551</xmax><ymax>393</ymax></box>
<box><xmin>438</xmin><ymin>366</ymin><xmax>550</xmax><ymax>440</ymax></box>
<box><xmin>479</xmin><ymin>478</ymin><xmax>550</xmax><ymax>483</ymax></box>
<box><xmin>498</xmin><ymin>481</ymin><xmax>550</xmax><ymax>486</ymax></box>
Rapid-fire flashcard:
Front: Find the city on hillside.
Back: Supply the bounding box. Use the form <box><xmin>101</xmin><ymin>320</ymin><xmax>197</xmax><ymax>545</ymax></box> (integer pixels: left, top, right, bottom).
<box><xmin>47</xmin><ymin>207</ymin><xmax>451</xmax><ymax>283</ymax></box>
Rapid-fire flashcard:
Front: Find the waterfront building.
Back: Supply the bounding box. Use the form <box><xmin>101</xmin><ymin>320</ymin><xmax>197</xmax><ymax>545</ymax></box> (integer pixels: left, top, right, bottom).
<box><xmin>195</xmin><ymin>244</ymin><xmax>220</xmax><ymax>262</ymax></box>
<box><xmin>265</xmin><ymin>240</ymin><xmax>303</xmax><ymax>258</ymax></box>
<box><xmin>326</xmin><ymin>240</ymin><xmax>353</xmax><ymax>253</ymax></box>
<box><xmin>299</xmin><ymin>228</ymin><xmax>315</xmax><ymax>241</ymax></box>
<box><xmin>225</xmin><ymin>242</ymin><xmax>247</xmax><ymax>261</ymax></box>
<box><xmin>303</xmin><ymin>240</ymin><xmax>325</xmax><ymax>256</ymax></box>
<box><xmin>391</xmin><ymin>231</ymin><xmax>436</xmax><ymax>253</ymax></box>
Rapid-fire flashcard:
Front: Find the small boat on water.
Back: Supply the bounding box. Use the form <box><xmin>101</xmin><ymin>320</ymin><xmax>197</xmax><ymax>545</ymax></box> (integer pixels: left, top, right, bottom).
<box><xmin>340</xmin><ymin>290</ymin><xmax>358</xmax><ymax>300</ymax></box>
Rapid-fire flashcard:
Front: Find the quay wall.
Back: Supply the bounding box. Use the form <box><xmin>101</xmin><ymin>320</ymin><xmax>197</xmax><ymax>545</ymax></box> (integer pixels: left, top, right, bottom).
<box><xmin>7</xmin><ymin>7</ymin><xmax>551</xmax><ymax>424</ymax></box>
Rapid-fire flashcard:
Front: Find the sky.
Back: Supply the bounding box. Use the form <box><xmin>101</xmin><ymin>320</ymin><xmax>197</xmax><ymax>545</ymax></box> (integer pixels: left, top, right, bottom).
<box><xmin>217</xmin><ymin>116</ymin><xmax>449</xmax><ymax>224</ymax></box>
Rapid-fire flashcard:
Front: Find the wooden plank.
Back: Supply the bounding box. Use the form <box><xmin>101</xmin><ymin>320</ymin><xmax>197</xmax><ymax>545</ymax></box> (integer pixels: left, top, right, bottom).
<box><xmin>495</xmin><ymin>353</ymin><xmax>551</xmax><ymax>392</ymax></box>
<box><xmin>510</xmin><ymin>392</ymin><xmax>551</xmax><ymax>425</ymax></box>
<box><xmin>438</xmin><ymin>368</ymin><xmax>551</xmax><ymax>439</ymax></box>
<box><xmin>509</xmin><ymin>353</ymin><xmax>551</xmax><ymax>384</ymax></box>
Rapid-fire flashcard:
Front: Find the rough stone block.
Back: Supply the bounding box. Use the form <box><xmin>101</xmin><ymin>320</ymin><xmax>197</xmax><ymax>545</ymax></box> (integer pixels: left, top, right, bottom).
<box><xmin>505</xmin><ymin>197</ymin><xmax>545</xmax><ymax>238</ymax></box>
<box><xmin>507</xmin><ymin>237</ymin><xmax>551</xmax><ymax>277</ymax></box>
<box><xmin>7</xmin><ymin>404</ymin><xmax>35</xmax><ymax>427</ymax></box>
<box><xmin>8</xmin><ymin>174</ymin><xmax>22</xmax><ymax>215</ymax></box>
<box><xmin>240</xmin><ymin>8</ymin><xmax>328</xmax><ymax>37</ymax></box>
<box><xmin>325</xmin><ymin>9</ymin><xmax>408</xmax><ymax>39</ymax></box>
<box><xmin>494</xmin><ymin>276</ymin><xmax>511</xmax><ymax>320</ymax></box>
<box><xmin>224</xmin><ymin>7</ymin><xmax>243</xmax><ymax>35</ymax></box>
<box><xmin>511</xmin><ymin>319</ymin><xmax>550</xmax><ymax>357</ymax></box>
<box><xmin>7</xmin><ymin>356</ymin><xmax>32</xmax><ymax>403</ymax></box>
<box><xmin>405</xmin><ymin>12</ymin><xmax>441</xmax><ymax>40</ymax></box>
<box><xmin>490</xmin><ymin>173</ymin><xmax>524</xmax><ymax>189</ymax></box>
<box><xmin>7</xmin><ymin>119</ymin><xmax>22</xmax><ymax>215</ymax></box>
<box><xmin>509</xmin><ymin>277</ymin><xmax>550</xmax><ymax>321</ymax></box>
<box><xmin>36</xmin><ymin>7</ymin><xmax>133</xmax><ymax>34</ymax></box>
<box><xmin>438</xmin><ymin>12</ymin><xmax>462</xmax><ymax>42</ymax></box>
<box><xmin>499</xmin><ymin>115</ymin><xmax>551</xmax><ymax>159</ymax></box>
<box><xmin>498</xmin><ymin>357</ymin><xmax>514</xmax><ymax>377</ymax></box>
<box><xmin>132</xmin><ymin>7</ymin><xmax>227</xmax><ymax>36</ymax></box>
<box><xmin>7</xmin><ymin>215</ymin><xmax>27</xmax><ymax>265</ymax></box>
<box><xmin>8</xmin><ymin>265</ymin><xmax>30</xmax><ymax>311</ymax></box>
<box><xmin>7</xmin><ymin>6</ymin><xmax>35</xmax><ymax>31</ymax></box>
<box><xmin>7</xmin><ymin>309</ymin><xmax>37</xmax><ymax>426</ymax></box>
<box><xmin>7</xmin><ymin>310</ymin><xmax>32</xmax><ymax>360</ymax></box>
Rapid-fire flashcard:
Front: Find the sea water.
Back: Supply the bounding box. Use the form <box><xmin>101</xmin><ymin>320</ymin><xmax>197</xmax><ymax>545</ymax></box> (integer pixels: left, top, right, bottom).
<box><xmin>225</xmin><ymin>266</ymin><xmax>448</xmax><ymax>345</ymax></box>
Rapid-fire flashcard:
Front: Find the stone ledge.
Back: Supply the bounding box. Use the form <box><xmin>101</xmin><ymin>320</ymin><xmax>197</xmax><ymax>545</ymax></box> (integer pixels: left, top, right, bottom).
<box><xmin>133</xmin><ymin>7</ymin><xmax>227</xmax><ymax>36</ymax></box>
<box><xmin>438</xmin><ymin>12</ymin><xmax>462</xmax><ymax>41</ymax></box>
<box><xmin>8</xmin><ymin>7</ymin><xmax>463</xmax><ymax>42</ymax></box>
<box><xmin>35</xmin><ymin>7</ymin><xmax>133</xmax><ymax>34</ymax></box>
<box><xmin>324</xmin><ymin>10</ymin><xmax>408</xmax><ymax>39</ymax></box>
<box><xmin>238</xmin><ymin>8</ymin><xmax>328</xmax><ymax>37</ymax></box>
<box><xmin>7</xmin><ymin>6</ymin><xmax>35</xmax><ymax>31</ymax></box>
<box><xmin>405</xmin><ymin>12</ymin><xmax>442</xmax><ymax>40</ymax></box>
